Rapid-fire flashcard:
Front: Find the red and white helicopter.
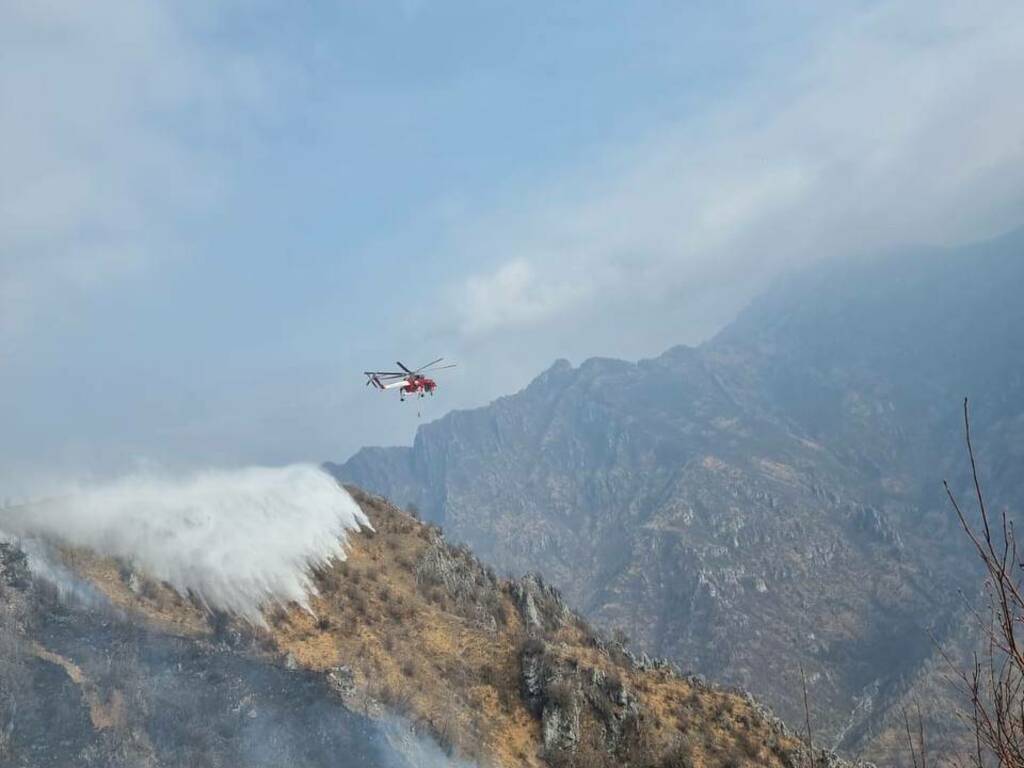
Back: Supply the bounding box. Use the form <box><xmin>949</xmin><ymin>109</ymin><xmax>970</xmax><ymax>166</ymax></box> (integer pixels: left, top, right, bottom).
<box><xmin>364</xmin><ymin>358</ymin><xmax>456</xmax><ymax>401</ymax></box>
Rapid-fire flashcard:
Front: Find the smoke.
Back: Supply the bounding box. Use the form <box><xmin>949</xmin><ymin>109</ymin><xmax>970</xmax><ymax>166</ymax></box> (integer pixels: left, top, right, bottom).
<box><xmin>20</xmin><ymin>537</ymin><xmax>114</xmax><ymax>611</ymax></box>
<box><xmin>0</xmin><ymin>464</ymin><xmax>368</xmax><ymax>622</ymax></box>
<box><xmin>375</xmin><ymin>715</ymin><xmax>478</xmax><ymax>768</ymax></box>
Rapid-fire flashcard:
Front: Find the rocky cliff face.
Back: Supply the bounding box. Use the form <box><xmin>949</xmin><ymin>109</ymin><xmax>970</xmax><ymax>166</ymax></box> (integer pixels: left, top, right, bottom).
<box><xmin>0</xmin><ymin>490</ymin><xmax>853</xmax><ymax>768</ymax></box>
<box><xmin>329</xmin><ymin>228</ymin><xmax>1024</xmax><ymax>762</ymax></box>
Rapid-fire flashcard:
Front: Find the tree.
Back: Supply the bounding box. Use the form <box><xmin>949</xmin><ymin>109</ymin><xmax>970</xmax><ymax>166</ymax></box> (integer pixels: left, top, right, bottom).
<box><xmin>945</xmin><ymin>398</ymin><xmax>1024</xmax><ymax>767</ymax></box>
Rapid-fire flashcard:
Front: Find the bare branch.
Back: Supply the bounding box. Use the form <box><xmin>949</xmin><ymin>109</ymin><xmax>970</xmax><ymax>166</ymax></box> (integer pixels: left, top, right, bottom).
<box><xmin>801</xmin><ymin>664</ymin><xmax>814</xmax><ymax>767</ymax></box>
<box><xmin>946</xmin><ymin>398</ymin><xmax>1024</xmax><ymax>767</ymax></box>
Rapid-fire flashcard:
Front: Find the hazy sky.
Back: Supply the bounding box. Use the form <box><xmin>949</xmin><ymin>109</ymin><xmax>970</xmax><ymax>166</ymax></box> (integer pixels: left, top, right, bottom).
<box><xmin>2</xmin><ymin>1</ymin><xmax>1024</xmax><ymax>488</ymax></box>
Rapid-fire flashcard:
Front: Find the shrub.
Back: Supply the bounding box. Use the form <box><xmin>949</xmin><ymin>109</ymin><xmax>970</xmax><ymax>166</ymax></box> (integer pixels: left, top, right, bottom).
<box><xmin>520</xmin><ymin>637</ymin><xmax>546</xmax><ymax>657</ymax></box>
<box><xmin>349</xmin><ymin>593</ymin><xmax>367</xmax><ymax>616</ymax></box>
<box><xmin>658</xmin><ymin>737</ymin><xmax>696</xmax><ymax>768</ymax></box>
<box><xmin>545</xmin><ymin>679</ymin><xmax>576</xmax><ymax>710</ymax></box>
<box><xmin>387</xmin><ymin>602</ymin><xmax>406</xmax><ymax>623</ymax></box>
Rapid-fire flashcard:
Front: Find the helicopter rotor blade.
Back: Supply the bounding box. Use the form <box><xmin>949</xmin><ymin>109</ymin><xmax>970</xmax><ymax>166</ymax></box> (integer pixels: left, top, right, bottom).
<box><xmin>396</xmin><ymin>361</ymin><xmax>413</xmax><ymax>374</ymax></box>
<box><xmin>414</xmin><ymin>358</ymin><xmax>444</xmax><ymax>373</ymax></box>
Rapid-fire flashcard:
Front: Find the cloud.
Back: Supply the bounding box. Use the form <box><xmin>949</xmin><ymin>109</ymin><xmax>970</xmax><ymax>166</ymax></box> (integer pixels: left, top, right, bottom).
<box><xmin>450</xmin><ymin>0</ymin><xmax>1024</xmax><ymax>346</ymax></box>
<box><xmin>0</xmin><ymin>1</ymin><xmax>271</xmax><ymax>344</ymax></box>
<box><xmin>459</xmin><ymin>259</ymin><xmax>594</xmax><ymax>336</ymax></box>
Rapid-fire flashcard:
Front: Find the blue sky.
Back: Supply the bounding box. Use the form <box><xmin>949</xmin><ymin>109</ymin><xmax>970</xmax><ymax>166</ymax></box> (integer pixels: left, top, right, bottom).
<box><xmin>2</xmin><ymin>1</ymin><xmax>1024</xmax><ymax>489</ymax></box>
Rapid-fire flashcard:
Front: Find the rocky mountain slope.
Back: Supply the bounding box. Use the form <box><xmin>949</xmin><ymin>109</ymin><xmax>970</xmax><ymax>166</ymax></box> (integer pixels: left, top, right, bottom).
<box><xmin>330</xmin><ymin>227</ymin><xmax>1024</xmax><ymax>763</ymax></box>
<box><xmin>0</xmin><ymin>487</ymin><xmax>848</xmax><ymax>768</ymax></box>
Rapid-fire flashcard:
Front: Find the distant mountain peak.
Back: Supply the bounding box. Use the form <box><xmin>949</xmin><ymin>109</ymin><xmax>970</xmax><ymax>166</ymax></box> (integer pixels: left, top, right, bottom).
<box><xmin>332</xmin><ymin>231</ymin><xmax>1024</xmax><ymax>763</ymax></box>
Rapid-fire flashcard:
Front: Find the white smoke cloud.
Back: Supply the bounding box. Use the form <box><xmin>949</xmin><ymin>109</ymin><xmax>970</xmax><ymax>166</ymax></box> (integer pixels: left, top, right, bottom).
<box><xmin>376</xmin><ymin>715</ymin><xmax>478</xmax><ymax>768</ymax></box>
<box><xmin>0</xmin><ymin>465</ymin><xmax>368</xmax><ymax>622</ymax></box>
<box><xmin>18</xmin><ymin>537</ymin><xmax>114</xmax><ymax>611</ymax></box>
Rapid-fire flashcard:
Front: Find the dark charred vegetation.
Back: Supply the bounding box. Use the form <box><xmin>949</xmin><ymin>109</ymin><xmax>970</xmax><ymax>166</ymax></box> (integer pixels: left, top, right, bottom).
<box><xmin>0</xmin><ymin>542</ymin><xmax>417</xmax><ymax>768</ymax></box>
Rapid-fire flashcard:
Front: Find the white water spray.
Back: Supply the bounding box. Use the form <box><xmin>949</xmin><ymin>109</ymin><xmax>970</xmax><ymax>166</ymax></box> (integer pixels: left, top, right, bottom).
<box><xmin>0</xmin><ymin>465</ymin><xmax>368</xmax><ymax>622</ymax></box>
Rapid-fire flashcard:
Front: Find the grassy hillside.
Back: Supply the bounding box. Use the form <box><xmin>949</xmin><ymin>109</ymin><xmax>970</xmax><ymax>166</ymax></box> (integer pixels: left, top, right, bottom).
<box><xmin>1</xmin><ymin>487</ymin><xmax>851</xmax><ymax>768</ymax></box>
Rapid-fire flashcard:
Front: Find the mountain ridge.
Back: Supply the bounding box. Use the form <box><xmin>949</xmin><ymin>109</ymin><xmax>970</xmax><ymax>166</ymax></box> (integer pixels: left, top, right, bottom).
<box><xmin>1</xmin><ymin>487</ymin><xmax>849</xmax><ymax>768</ymax></box>
<box><xmin>329</xmin><ymin>227</ymin><xmax>1024</xmax><ymax>763</ymax></box>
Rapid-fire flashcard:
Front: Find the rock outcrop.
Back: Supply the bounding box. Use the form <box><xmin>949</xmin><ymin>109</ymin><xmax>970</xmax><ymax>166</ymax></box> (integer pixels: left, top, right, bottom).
<box><xmin>0</xmin><ymin>489</ymin><xmax>853</xmax><ymax>768</ymax></box>
<box><xmin>330</xmin><ymin>228</ymin><xmax>1024</xmax><ymax>763</ymax></box>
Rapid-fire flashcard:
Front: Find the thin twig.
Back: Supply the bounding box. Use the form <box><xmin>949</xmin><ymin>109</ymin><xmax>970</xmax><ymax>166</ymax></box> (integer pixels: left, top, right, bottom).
<box><xmin>905</xmin><ymin>706</ymin><xmax>921</xmax><ymax>768</ymax></box>
<box><xmin>801</xmin><ymin>664</ymin><xmax>814</xmax><ymax>767</ymax></box>
<box><xmin>945</xmin><ymin>398</ymin><xmax>1024</xmax><ymax>767</ymax></box>
<box><xmin>916</xmin><ymin>698</ymin><xmax>928</xmax><ymax>768</ymax></box>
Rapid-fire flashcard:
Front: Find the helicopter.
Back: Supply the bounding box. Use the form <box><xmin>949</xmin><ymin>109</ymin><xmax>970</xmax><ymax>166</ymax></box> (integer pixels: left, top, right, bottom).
<box><xmin>363</xmin><ymin>358</ymin><xmax>456</xmax><ymax>402</ymax></box>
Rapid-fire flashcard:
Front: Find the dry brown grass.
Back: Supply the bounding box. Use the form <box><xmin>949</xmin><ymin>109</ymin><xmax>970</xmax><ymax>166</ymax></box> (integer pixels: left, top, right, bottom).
<box><xmin>56</xmin><ymin>489</ymin><xmax>802</xmax><ymax>768</ymax></box>
<box><xmin>274</xmin><ymin>496</ymin><xmax>542</xmax><ymax>767</ymax></box>
<box><xmin>64</xmin><ymin>547</ymin><xmax>209</xmax><ymax>638</ymax></box>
